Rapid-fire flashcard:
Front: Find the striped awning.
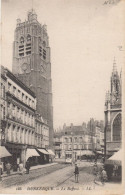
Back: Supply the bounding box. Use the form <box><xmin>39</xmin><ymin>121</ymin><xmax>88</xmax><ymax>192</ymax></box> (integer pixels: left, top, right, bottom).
<box><xmin>105</xmin><ymin>149</ymin><xmax>122</xmax><ymax>165</ymax></box>
<box><xmin>47</xmin><ymin>149</ymin><xmax>55</xmax><ymax>156</ymax></box>
<box><xmin>38</xmin><ymin>149</ymin><xmax>49</xmax><ymax>155</ymax></box>
<box><xmin>0</xmin><ymin>146</ymin><xmax>12</xmax><ymax>158</ymax></box>
<box><xmin>26</xmin><ymin>149</ymin><xmax>40</xmax><ymax>160</ymax></box>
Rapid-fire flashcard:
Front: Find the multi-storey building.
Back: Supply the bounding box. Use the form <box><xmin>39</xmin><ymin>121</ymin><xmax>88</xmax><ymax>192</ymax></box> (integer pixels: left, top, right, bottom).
<box><xmin>1</xmin><ymin>66</ymin><xmax>51</xmax><ymax>168</ymax></box>
<box><xmin>104</xmin><ymin>59</ymin><xmax>122</xmax><ymax>156</ymax></box>
<box><xmin>2</xmin><ymin>67</ymin><xmax>36</xmax><ymax>167</ymax></box>
<box><xmin>54</xmin><ymin>122</ymin><xmax>104</xmax><ymax>160</ymax></box>
<box><xmin>35</xmin><ymin>114</ymin><xmax>49</xmax><ymax>149</ymax></box>
<box><xmin>12</xmin><ymin>10</ymin><xmax>53</xmax><ymax>148</ymax></box>
<box><xmin>54</xmin><ymin>132</ymin><xmax>63</xmax><ymax>158</ymax></box>
<box><xmin>0</xmin><ymin>68</ymin><xmax>7</xmax><ymax>146</ymax></box>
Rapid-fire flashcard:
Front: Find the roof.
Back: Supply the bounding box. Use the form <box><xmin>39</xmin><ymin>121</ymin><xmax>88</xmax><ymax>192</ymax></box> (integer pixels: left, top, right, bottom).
<box><xmin>5</xmin><ymin>68</ymin><xmax>36</xmax><ymax>98</ymax></box>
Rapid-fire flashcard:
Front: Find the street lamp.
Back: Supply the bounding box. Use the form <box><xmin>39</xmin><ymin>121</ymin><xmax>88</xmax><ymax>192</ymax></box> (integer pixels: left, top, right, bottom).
<box><xmin>71</xmin><ymin>132</ymin><xmax>74</xmax><ymax>165</ymax></box>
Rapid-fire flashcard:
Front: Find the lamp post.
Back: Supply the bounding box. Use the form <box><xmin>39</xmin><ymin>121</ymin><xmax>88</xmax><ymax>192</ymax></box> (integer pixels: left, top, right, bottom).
<box><xmin>71</xmin><ymin>132</ymin><xmax>74</xmax><ymax>165</ymax></box>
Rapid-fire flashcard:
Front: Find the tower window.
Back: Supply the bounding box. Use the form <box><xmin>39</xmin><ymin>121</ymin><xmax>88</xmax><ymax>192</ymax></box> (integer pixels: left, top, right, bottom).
<box><xmin>19</xmin><ymin>53</ymin><xmax>24</xmax><ymax>57</ymax></box>
<box><xmin>26</xmin><ymin>47</ymin><xmax>31</xmax><ymax>50</ymax></box>
<box><xmin>26</xmin><ymin>43</ymin><xmax>31</xmax><ymax>47</ymax></box>
<box><xmin>26</xmin><ymin>51</ymin><xmax>31</xmax><ymax>55</ymax></box>
<box><xmin>19</xmin><ymin>45</ymin><xmax>24</xmax><ymax>49</ymax></box>
<box><xmin>20</xmin><ymin>37</ymin><xmax>24</xmax><ymax>44</ymax></box>
<box><xmin>27</xmin><ymin>34</ymin><xmax>31</xmax><ymax>42</ymax></box>
<box><xmin>39</xmin><ymin>46</ymin><xmax>42</xmax><ymax>57</ymax></box>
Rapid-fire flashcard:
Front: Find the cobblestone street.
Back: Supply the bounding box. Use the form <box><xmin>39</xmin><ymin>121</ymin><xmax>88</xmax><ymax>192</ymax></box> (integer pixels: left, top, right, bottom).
<box><xmin>1</xmin><ymin>161</ymin><xmax>122</xmax><ymax>194</ymax></box>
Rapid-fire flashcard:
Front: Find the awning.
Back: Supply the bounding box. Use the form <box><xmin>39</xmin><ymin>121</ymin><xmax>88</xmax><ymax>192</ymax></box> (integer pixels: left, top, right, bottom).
<box><xmin>96</xmin><ymin>151</ymin><xmax>103</xmax><ymax>154</ymax></box>
<box><xmin>37</xmin><ymin>149</ymin><xmax>49</xmax><ymax>155</ymax></box>
<box><xmin>105</xmin><ymin>149</ymin><xmax>122</xmax><ymax>166</ymax></box>
<box><xmin>26</xmin><ymin>149</ymin><xmax>40</xmax><ymax>160</ymax></box>
<box><xmin>81</xmin><ymin>150</ymin><xmax>94</xmax><ymax>156</ymax></box>
<box><xmin>47</xmin><ymin>149</ymin><xmax>55</xmax><ymax>156</ymax></box>
<box><xmin>72</xmin><ymin>150</ymin><xmax>95</xmax><ymax>156</ymax></box>
<box><xmin>0</xmin><ymin>146</ymin><xmax>12</xmax><ymax>158</ymax></box>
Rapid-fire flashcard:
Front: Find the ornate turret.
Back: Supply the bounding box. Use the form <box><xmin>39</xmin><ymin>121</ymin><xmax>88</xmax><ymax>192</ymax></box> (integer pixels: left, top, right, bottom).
<box><xmin>110</xmin><ymin>58</ymin><xmax>121</xmax><ymax>105</ymax></box>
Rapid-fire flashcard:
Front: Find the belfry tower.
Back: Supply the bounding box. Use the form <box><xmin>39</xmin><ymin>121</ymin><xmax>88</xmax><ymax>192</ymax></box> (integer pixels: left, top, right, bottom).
<box><xmin>12</xmin><ymin>10</ymin><xmax>53</xmax><ymax>147</ymax></box>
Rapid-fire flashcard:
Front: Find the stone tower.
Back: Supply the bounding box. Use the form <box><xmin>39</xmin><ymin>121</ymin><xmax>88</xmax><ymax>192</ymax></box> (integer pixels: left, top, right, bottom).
<box><xmin>104</xmin><ymin>58</ymin><xmax>122</xmax><ymax>156</ymax></box>
<box><xmin>12</xmin><ymin>10</ymin><xmax>53</xmax><ymax>148</ymax></box>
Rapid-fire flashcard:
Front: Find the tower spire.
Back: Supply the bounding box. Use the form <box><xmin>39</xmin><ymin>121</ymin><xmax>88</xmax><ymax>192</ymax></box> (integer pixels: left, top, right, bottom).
<box><xmin>113</xmin><ymin>57</ymin><xmax>117</xmax><ymax>72</ymax></box>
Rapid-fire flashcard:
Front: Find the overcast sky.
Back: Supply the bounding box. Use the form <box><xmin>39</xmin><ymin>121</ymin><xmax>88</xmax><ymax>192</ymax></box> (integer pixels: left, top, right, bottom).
<box><xmin>1</xmin><ymin>0</ymin><xmax>124</xmax><ymax>129</ymax></box>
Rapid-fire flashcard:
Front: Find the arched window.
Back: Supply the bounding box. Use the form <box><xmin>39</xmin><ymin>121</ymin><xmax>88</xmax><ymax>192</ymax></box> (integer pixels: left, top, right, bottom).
<box><xmin>20</xmin><ymin>37</ymin><xmax>24</xmax><ymax>44</ymax></box>
<box><xmin>112</xmin><ymin>113</ymin><xmax>121</xmax><ymax>141</ymax></box>
<box><xmin>27</xmin><ymin>34</ymin><xmax>31</xmax><ymax>42</ymax></box>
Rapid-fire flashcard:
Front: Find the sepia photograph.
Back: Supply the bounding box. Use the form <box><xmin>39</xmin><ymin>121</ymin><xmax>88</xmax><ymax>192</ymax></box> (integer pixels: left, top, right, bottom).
<box><xmin>0</xmin><ymin>0</ymin><xmax>124</xmax><ymax>194</ymax></box>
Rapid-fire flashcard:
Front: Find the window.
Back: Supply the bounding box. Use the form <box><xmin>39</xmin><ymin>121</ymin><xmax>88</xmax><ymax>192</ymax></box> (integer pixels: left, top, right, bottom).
<box><xmin>20</xmin><ymin>37</ymin><xmax>24</xmax><ymax>44</ymax></box>
<box><xmin>74</xmin><ymin>144</ymin><xmax>77</xmax><ymax>149</ymax></box>
<box><xmin>12</xmin><ymin>105</ymin><xmax>16</xmax><ymax>117</ymax></box>
<box><xmin>79</xmin><ymin>144</ymin><xmax>82</xmax><ymax>149</ymax></box>
<box><xmin>26</xmin><ymin>51</ymin><xmax>31</xmax><ymax>55</ymax></box>
<box><xmin>27</xmin><ymin>34</ymin><xmax>31</xmax><ymax>42</ymax></box>
<box><xmin>22</xmin><ymin>93</ymin><xmax>24</xmax><ymax>101</ymax></box>
<box><xmin>32</xmin><ymin>100</ymin><xmax>34</xmax><ymax>108</ymax></box>
<box><xmin>29</xmin><ymin>98</ymin><xmax>31</xmax><ymax>106</ymax></box>
<box><xmin>113</xmin><ymin>113</ymin><xmax>121</xmax><ymax>141</ymax></box>
<box><xmin>74</xmin><ymin>137</ymin><xmax>77</xmax><ymax>142</ymax></box>
<box><xmin>19</xmin><ymin>53</ymin><xmax>24</xmax><ymax>57</ymax></box>
<box><xmin>17</xmin><ymin>90</ymin><xmax>20</xmax><ymax>99</ymax></box>
<box><xmin>39</xmin><ymin>46</ymin><xmax>42</xmax><ymax>57</ymax></box>
<box><xmin>13</xmin><ymin>86</ymin><xmax>16</xmax><ymax>95</ymax></box>
<box><xmin>43</xmin><ymin>49</ymin><xmax>46</xmax><ymax>60</ymax></box>
<box><xmin>1</xmin><ymin>84</ymin><xmax>5</xmax><ymax>99</ymax></box>
<box><xmin>26</xmin><ymin>96</ymin><xmax>28</xmax><ymax>104</ymax></box>
<box><xmin>8</xmin><ymin>83</ymin><xmax>11</xmax><ymax>92</ymax></box>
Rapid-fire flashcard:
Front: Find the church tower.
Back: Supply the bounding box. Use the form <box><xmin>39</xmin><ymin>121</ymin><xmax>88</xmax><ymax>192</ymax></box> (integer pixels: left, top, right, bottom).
<box><xmin>12</xmin><ymin>10</ymin><xmax>53</xmax><ymax>148</ymax></box>
<box><xmin>104</xmin><ymin>58</ymin><xmax>122</xmax><ymax>156</ymax></box>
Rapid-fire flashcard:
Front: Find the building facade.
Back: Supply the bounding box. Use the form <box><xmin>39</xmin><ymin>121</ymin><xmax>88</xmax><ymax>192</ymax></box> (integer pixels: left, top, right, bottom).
<box><xmin>12</xmin><ymin>10</ymin><xmax>53</xmax><ymax>148</ymax></box>
<box><xmin>54</xmin><ymin>122</ymin><xmax>104</xmax><ymax>160</ymax></box>
<box><xmin>0</xmin><ymin>69</ymin><xmax>7</xmax><ymax>146</ymax></box>
<box><xmin>0</xmin><ymin>66</ymin><xmax>50</xmax><ymax>169</ymax></box>
<box><xmin>3</xmin><ymin>67</ymin><xmax>36</xmax><ymax>166</ymax></box>
<box><xmin>104</xmin><ymin>59</ymin><xmax>122</xmax><ymax>156</ymax></box>
<box><xmin>35</xmin><ymin>114</ymin><xmax>49</xmax><ymax>149</ymax></box>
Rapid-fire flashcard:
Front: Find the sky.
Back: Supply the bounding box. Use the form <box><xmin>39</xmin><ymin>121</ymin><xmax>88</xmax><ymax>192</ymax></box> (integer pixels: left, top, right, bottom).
<box><xmin>1</xmin><ymin>0</ymin><xmax>125</xmax><ymax>129</ymax></box>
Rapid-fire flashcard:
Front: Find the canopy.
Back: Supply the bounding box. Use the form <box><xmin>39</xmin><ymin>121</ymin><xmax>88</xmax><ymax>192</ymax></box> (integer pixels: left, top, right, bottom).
<box><xmin>26</xmin><ymin>149</ymin><xmax>40</xmax><ymax>160</ymax></box>
<box><xmin>0</xmin><ymin>146</ymin><xmax>12</xmax><ymax>158</ymax></box>
<box><xmin>105</xmin><ymin>149</ymin><xmax>122</xmax><ymax>166</ymax></box>
<box><xmin>47</xmin><ymin>149</ymin><xmax>55</xmax><ymax>156</ymax></box>
<box><xmin>82</xmin><ymin>150</ymin><xmax>94</xmax><ymax>156</ymax></box>
<box><xmin>76</xmin><ymin>150</ymin><xmax>94</xmax><ymax>156</ymax></box>
<box><xmin>37</xmin><ymin>149</ymin><xmax>49</xmax><ymax>155</ymax></box>
<box><xmin>96</xmin><ymin>151</ymin><xmax>103</xmax><ymax>154</ymax></box>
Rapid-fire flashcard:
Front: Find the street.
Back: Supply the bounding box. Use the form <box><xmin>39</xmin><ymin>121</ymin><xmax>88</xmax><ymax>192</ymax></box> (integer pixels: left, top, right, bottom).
<box><xmin>1</xmin><ymin>161</ymin><xmax>122</xmax><ymax>194</ymax></box>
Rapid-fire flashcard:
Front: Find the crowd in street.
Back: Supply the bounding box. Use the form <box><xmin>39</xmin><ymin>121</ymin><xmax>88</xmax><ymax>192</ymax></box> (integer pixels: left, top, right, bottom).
<box><xmin>0</xmin><ymin>160</ymin><xmax>31</xmax><ymax>179</ymax></box>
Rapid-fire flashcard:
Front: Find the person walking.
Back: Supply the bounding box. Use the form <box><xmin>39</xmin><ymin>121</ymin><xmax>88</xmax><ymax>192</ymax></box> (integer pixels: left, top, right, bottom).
<box><xmin>74</xmin><ymin>164</ymin><xmax>79</xmax><ymax>183</ymax></box>
<box><xmin>25</xmin><ymin>160</ymin><xmax>30</xmax><ymax>174</ymax></box>
<box><xmin>101</xmin><ymin>167</ymin><xmax>107</xmax><ymax>185</ymax></box>
<box><xmin>93</xmin><ymin>162</ymin><xmax>99</xmax><ymax>183</ymax></box>
<box><xmin>5</xmin><ymin>162</ymin><xmax>11</xmax><ymax>176</ymax></box>
<box><xmin>19</xmin><ymin>162</ymin><xmax>24</xmax><ymax>175</ymax></box>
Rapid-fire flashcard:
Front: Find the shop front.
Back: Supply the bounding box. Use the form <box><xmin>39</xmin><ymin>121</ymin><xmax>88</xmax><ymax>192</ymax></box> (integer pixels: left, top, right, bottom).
<box><xmin>36</xmin><ymin>149</ymin><xmax>49</xmax><ymax>164</ymax></box>
<box><xmin>5</xmin><ymin>143</ymin><xmax>26</xmax><ymax>171</ymax></box>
